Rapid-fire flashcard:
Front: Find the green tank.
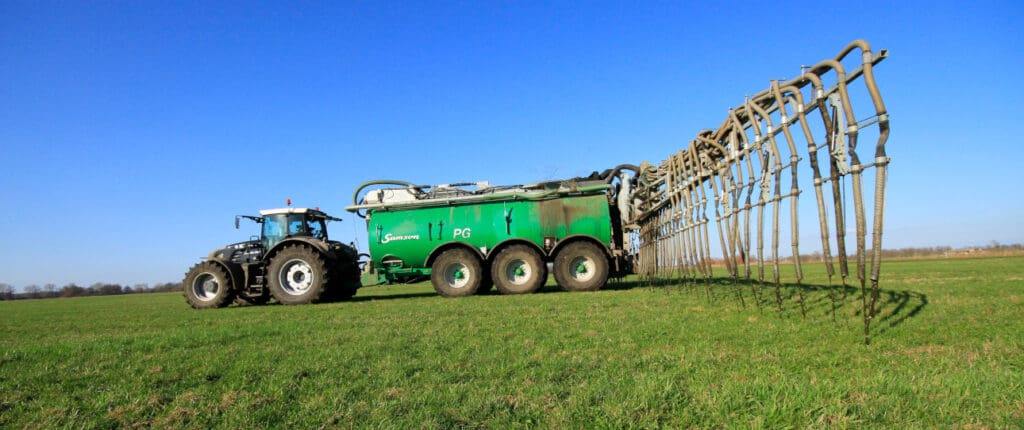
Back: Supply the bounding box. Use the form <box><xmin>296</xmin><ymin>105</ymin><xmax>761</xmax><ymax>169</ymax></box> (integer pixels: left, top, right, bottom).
<box><xmin>347</xmin><ymin>180</ymin><xmax>629</xmax><ymax>297</ymax></box>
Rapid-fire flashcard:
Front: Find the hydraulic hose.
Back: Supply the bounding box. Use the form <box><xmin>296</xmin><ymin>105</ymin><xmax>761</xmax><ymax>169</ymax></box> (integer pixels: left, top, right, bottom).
<box><xmin>350</xmin><ymin>179</ymin><xmax>418</xmax><ymax>218</ymax></box>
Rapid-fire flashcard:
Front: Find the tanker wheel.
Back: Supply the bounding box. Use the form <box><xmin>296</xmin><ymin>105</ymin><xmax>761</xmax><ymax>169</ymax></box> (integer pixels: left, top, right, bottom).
<box><xmin>430</xmin><ymin>248</ymin><xmax>482</xmax><ymax>297</ymax></box>
<box><xmin>183</xmin><ymin>261</ymin><xmax>236</xmax><ymax>309</ymax></box>
<box><xmin>492</xmin><ymin>245</ymin><xmax>547</xmax><ymax>295</ymax></box>
<box><xmin>553</xmin><ymin>242</ymin><xmax>608</xmax><ymax>292</ymax></box>
<box><xmin>268</xmin><ymin>245</ymin><xmax>330</xmax><ymax>305</ymax></box>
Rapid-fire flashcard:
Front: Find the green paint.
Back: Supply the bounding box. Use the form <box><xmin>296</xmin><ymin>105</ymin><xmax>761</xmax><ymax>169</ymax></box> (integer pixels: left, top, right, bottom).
<box><xmin>364</xmin><ymin>190</ymin><xmax>614</xmax><ymax>282</ymax></box>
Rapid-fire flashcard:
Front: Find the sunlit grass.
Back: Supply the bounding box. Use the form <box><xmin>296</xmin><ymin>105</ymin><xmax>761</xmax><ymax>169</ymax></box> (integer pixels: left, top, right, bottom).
<box><xmin>1</xmin><ymin>256</ymin><xmax>1022</xmax><ymax>427</ymax></box>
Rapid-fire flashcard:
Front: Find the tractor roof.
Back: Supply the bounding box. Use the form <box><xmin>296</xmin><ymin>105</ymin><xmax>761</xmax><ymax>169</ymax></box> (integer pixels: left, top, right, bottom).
<box><xmin>259</xmin><ymin>208</ymin><xmax>320</xmax><ymax>216</ymax></box>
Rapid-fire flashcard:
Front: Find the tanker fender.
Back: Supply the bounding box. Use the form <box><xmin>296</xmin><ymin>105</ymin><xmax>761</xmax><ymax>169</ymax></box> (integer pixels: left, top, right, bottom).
<box><xmin>424</xmin><ymin>241</ymin><xmax>487</xmax><ymax>268</ymax></box>
<box><xmin>549</xmin><ymin>234</ymin><xmax>614</xmax><ymax>259</ymax></box>
<box><xmin>486</xmin><ymin>238</ymin><xmax>547</xmax><ymax>262</ymax></box>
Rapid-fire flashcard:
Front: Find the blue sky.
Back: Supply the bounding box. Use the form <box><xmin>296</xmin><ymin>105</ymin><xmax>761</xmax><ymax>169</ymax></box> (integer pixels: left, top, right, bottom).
<box><xmin>1</xmin><ymin>1</ymin><xmax>1022</xmax><ymax>288</ymax></box>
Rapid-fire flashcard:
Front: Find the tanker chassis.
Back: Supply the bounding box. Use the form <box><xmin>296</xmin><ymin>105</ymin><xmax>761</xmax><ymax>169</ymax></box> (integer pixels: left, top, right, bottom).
<box><xmin>347</xmin><ymin>178</ymin><xmax>634</xmax><ymax>297</ymax></box>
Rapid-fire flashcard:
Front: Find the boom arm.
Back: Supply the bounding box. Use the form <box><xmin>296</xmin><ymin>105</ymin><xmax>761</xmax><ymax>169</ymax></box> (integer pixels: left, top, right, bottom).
<box><xmin>622</xmin><ymin>39</ymin><xmax>890</xmax><ymax>344</ymax></box>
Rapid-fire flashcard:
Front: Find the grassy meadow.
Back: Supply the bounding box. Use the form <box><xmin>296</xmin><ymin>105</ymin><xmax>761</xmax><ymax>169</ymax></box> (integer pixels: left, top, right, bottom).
<box><xmin>1</xmin><ymin>256</ymin><xmax>1022</xmax><ymax>428</ymax></box>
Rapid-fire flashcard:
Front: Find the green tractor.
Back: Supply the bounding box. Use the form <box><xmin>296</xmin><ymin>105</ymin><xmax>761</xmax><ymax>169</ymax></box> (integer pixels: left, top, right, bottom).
<box><xmin>183</xmin><ymin>207</ymin><xmax>361</xmax><ymax>308</ymax></box>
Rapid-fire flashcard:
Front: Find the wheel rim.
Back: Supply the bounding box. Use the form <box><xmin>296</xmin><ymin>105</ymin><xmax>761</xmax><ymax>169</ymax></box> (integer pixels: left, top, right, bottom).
<box><xmin>191</xmin><ymin>272</ymin><xmax>219</xmax><ymax>301</ymax></box>
<box><xmin>442</xmin><ymin>262</ymin><xmax>471</xmax><ymax>289</ymax></box>
<box><xmin>279</xmin><ymin>258</ymin><xmax>315</xmax><ymax>295</ymax></box>
<box><xmin>569</xmin><ymin>256</ymin><xmax>596</xmax><ymax>282</ymax></box>
<box><xmin>502</xmin><ymin>259</ymin><xmax>533</xmax><ymax>286</ymax></box>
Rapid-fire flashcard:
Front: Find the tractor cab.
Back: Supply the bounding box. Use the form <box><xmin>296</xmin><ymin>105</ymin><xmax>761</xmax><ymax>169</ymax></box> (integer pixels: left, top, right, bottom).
<box><xmin>255</xmin><ymin>208</ymin><xmax>337</xmax><ymax>250</ymax></box>
<box><xmin>235</xmin><ymin>208</ymin><xmax>341</xmax><ymax>252</ymax></box>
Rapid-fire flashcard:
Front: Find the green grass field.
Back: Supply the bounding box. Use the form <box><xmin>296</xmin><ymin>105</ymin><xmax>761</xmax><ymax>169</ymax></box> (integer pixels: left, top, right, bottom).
<box><xmin>2</xmin><ymin>256</ymin><xmax>1022</xmax><ymax>428</ymax></box>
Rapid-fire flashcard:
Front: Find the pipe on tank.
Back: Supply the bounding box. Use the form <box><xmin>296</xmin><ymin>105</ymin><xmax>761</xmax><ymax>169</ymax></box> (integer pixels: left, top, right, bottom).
<box><xmin>350</xmin><ymin>179</ymin><xmax>419</xmax><ymax>218</ymax></box>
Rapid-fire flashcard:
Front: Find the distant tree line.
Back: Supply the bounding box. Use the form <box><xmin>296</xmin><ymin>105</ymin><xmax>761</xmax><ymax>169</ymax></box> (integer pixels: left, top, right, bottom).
<box><xmin>795</xmin><ymin>242</ymin><xmax>1024</xmax><ymax>262</ymax></box>
<box><xmin>702</xmin><ymin>242</ymin><xmax>1023</xmax><ymax>268</ymax></box>
<box><xmin>0</xmin><ymin>282</ymin><xmax>182</xmax><ymax>301</ymax></box>
<box><xmin>2</xmin><ymin>242</ymin><xmax>1021</xmax><ymax>301</ymax></box>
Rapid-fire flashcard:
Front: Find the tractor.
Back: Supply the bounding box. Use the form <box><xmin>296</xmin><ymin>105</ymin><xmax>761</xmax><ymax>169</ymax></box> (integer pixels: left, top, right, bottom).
<box><xmin>183</xmin><ymin>207</ymin><xmax>361</xmax><ymax>308</ymax></box>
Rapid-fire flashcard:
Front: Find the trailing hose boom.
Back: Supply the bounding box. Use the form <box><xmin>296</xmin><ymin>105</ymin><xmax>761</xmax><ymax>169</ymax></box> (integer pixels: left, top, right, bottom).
<box><xmin>618</xmin><ymin>39</ymin><xmax>890</xmax><ymax>342</ymax></box>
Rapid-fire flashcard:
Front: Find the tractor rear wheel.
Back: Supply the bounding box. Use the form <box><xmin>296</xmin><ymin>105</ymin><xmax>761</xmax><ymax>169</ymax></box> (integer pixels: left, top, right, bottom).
<box><xmin>322</xmin><ymin>265</ymin><xmax>360</xmax><ymax>302</ymax></box>
<box><xmin>492</xmin><ymin>245</ymin><xmax>547</xmax><ymax>295</ymax></box>
<box><xmin>430</xmin><ymin>248</ymin><xmax>482</xmax><ymax>297</ymax></box>
<box><xmin>183</xmin><ymin>261</ymin><xmax>236</xmax><ymax>309</ymax></box>
<box><xmin>268</xmin><ymin>245</ymin><xmax>330</xmax><ymax>305</ymax></box>
<box><xmin>553</xmin><ymin>242</ymin><xmax>608</xmax><ymax>292</ymax></box>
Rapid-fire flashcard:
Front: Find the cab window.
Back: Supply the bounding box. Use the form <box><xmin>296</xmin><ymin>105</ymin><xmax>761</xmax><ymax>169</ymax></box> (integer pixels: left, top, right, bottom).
<box><xmin>288</xmin><ymin>216</ymin><xmax>306</xmax><ymax>235</ymax></box>
<box><xmin>309</xmin><ymin>220</ymin><xmax>325</xmax><ymax>239</ymax></box>
<box><xmin>262</xmin><ymin>214</ymin><xmax>288</xmax><ymax>249</ymax></box>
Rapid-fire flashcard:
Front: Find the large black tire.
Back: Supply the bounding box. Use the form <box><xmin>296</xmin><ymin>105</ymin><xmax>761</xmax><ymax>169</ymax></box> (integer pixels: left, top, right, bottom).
<box><xmin>267</xmin><ymin>245</ymin><xmax>330</xmax><ymax>305</ymax></box>
<box><xmin>322</xmin><ymin>261</ymin><xmax>360</xmax><ymax>302</ymax></box>
<box><xmin>491</xmin><ymin>245</ymin><xmax>547</xmax><ymax>295</ymax></box>
<box><xmin>334</xmin><ymin>248</ymin><xmax>363</xmax><ymax>300</ymax></box>
<box><xmin>430</xmin><ymin>248</ymin><xmax>482</xmax><ymax>297</ymax></box>
<box><xmin>553</xmin><ymin>242</ymin><xmax>609</xmax><ymax>292</ymax></box>
<box><xmin>183</xmin><ymin>261</ymin><xmax>236</xmax><ymax>309</ymax></box>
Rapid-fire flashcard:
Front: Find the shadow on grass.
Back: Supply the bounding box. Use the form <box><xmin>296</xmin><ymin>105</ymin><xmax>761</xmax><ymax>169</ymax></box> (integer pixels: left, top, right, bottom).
<box><xmin>348</xmin><ymin>291</ymin><xmax>439</xmax><ymax>302</ymax></box>
<box><xmin>339</xmin><ymin>274</ymin><xmax>928</xmax><ymax>331</ymax></box>
<box><xmin>599</xmin><ymin>276</ymin><xmax>928</xmax><ymax>330</ymax></box>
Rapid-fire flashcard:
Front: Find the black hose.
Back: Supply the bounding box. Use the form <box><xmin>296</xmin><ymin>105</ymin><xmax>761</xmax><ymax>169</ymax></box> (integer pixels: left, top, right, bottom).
<box><xmin>601</xmin><ymin>164</ymin><xmax>641</xmax><ymax>184</ymax></box>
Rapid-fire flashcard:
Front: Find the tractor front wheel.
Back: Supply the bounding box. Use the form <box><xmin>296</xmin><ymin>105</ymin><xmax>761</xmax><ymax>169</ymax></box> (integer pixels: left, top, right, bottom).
<box><xmin>268</xmin><ymin>245</ymin><xmax>330</xmax><ymax>305</ymax></box>
<box><xmin>183</xmin><ymin>261</ymin><xmax>236</xmax><ymax>309</ymax></box>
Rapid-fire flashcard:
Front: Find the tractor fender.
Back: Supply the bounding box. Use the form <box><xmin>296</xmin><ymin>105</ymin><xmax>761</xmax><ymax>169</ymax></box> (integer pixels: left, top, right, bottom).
<box><xmin>206</xmin><ymin>246</ymin><xmax>237</xmax><ymax>261</ymax></box>
<box><xmin>204</xmin><ymin>258</ymin><xmax>245</xmax><ymax>292</ymax></box>
<box><xmin>262</xmin><ymin>237</ymin><xmax>332</xmax><ymax>262</ymax></box>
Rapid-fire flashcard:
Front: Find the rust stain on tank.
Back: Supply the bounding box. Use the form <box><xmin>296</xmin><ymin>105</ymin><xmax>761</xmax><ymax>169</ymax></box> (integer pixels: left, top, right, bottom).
<box><xmin>537</xmin><ymin>197</ymin><xmax>599</xmax><ymax>234</ymax></box>
<box><xmin>537</xmin><ymin>199</ymin><xmax>563</xmax><ymax>225</ymax></box>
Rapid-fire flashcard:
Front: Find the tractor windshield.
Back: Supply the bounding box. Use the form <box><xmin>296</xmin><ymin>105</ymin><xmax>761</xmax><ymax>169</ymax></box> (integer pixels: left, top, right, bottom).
<box><xmin>262</xmin><ymin>213</ymin><xmax>327</xmax><ymax>249</ymax></box>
